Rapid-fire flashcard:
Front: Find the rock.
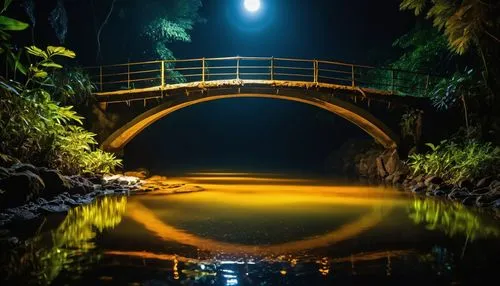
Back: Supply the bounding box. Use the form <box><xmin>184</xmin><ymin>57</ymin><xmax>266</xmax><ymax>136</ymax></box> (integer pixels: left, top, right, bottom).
<box><xmin>476</xmin><ymin>194</ymin><xmax>500</xmax><ymax>207</ymax></box>
<box><xmin>0</xmin><ymin>171</ymin><xmax>45</xmax><ymax>207</ymax></box>
<box><xmin>11</xmin><ymin>163</ymin><xmax>39</xmax><ymax>175</ymax></box>
<box><xmin>392</xmin><ymin>173</ymin><xmax>405</xmax><ymax>185</ymax></box>
<box><xmin>424</xmin><ymin>176</ymin><xmax>444</xmax><ymax>186</ymax></box>
<box><xmin>0</xmin><ymin>213</ymin><xmax>14</xmax><ymax>226</ymax></box>
<box><xmin>448</xmin><ymin>188</ymin><xmax>470</xmax><ymax>201</ymax></box>
<box><xmin>433</xmin><ymin>190</ymin><xmax>448</xmax><ymax>197</ymax></box>
<box><xmin>9</xmin><ymin>208</ymin><xmax>39</xmax><ymax>221</ymax></box>
<box><xmin>124</xmin><ymin>168</ymin><xmax>150</xmax><ymax>179</ymax></box>
<box><xmin>383</xmin><ymin>149</ymin><xmax>402</xmax><ymax>175</ymax></box>
<box><xmin>472</xmin><ymin>187</ymin><xmax>491</xmax><ymax>195</ymax></box>
<box><xmin>40</xmin><ymin>204</ymin><xmax>69</xmax><ymax>213</ymax></box>
<box><xmin>38</xmin><ymin>168</ymin><xmax>72</xmax><ymax>197</ymax></box>
<box><xmin>0</xmin><ymin>153</ymin><xmax>19</xmax><ymax>167</ymax></box>
<box><xmin>385</xmin><ymin>174</ymin><xmax>394</xmax><ymax>183</ymax></box>
<box><xmin>476</xmin><ymin>177</ymin><xmax>494</xmax><ymax>189</ymax></box>
<box><xmin>490</xmin><ymin>180</ymin><xmax>500</xmax><ymax>192</ymax></box>
<box><xmin>103</xmin><ymin>174</ymin><xmax>141</xmax><ymax>186</ymax></box>
<box><xmin>413</xmin><ymin>174</ymin><xmax>425</xmax><ymax>183</ymax></box>
<box><xmin>376</xmin><ymin>157</ymin><xmax>387</xmax><ymax>178</ymax></box>
<box><xmin>0</xmin><ymin>167</ymin><xmax>10</xmax><ymax>179</ymax></box>
<box><xmin>458</xmin><ymin>180</ymin><xmax>474</xmax><ymax>191</ymax></box>
<box><xmin>68</xmin><ymin>175</ymin><xmax>94</xmax><ymax>194</ymax></box>
<box><xmin>411</xmin><ymin>183</ymin><xmax>427</xmax><ymax>193</ymax></box>
<box><xmin>462</xmin><ymin>196</ymin><xmax>477</xmax><ymax>206</ymax></box>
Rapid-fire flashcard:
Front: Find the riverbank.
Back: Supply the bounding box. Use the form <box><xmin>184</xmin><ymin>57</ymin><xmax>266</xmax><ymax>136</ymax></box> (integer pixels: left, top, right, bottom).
<box><xmin>0</xmin><ymin>165</ymin><xmax>204</xmax><ymax>229</ymax></box>
<box><xmin>354</xmin><ymin>148</ymin><xmax>500</xmax><ymax>217</ymax></box>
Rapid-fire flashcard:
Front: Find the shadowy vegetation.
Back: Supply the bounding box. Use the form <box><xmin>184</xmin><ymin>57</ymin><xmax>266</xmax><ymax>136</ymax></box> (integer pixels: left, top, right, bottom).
<box><xmin>408</xmin><ymin>197</ymin><xmax>500</xmax><ymax>240</ymax></box>
<box><xmin>408</xmin><ymin>140</ymin><xmax>500</xmax><ymax>184</ymax></box>
<box><xmin>3</xmin><ymin>196</ymin><xmax>127</xmax><ymax>285</ymax></box>
<box><xmin>0</xmin><ymin>2</ymin><xmax>120</xmax><ymax>174</ymax></box>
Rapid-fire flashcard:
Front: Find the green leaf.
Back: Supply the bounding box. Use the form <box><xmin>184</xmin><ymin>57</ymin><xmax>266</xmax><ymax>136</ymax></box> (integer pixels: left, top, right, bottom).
<box><xmin>26</xmin><ymin>46</ymin><xmax>48</xmax><ymax>59</ymax></box>
<box><xmin>40</xmin><ymin>61</ymin><xmax>63</xmax><ymax>69</ymax></box>
<box><xmin>47</xmin><ymin>46</ymin><xmax>76</xmax><ymax>58</ymax></box>
<box><xmin>0</xmin><ymin>16</ymin><xmax>29</xmax><ymax>31</ymax></box>
<box><xmin>33</xmin><ymin>70</ymin><xmax>48</xmax><ymax>78</ymax></box>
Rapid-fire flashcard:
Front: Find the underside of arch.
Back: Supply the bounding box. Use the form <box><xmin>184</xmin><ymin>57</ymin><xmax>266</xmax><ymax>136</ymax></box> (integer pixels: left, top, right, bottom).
<box><xmin>101</xmin><ymin>93</ymin><xmax>399</xmax><ymax>152</ymax></box>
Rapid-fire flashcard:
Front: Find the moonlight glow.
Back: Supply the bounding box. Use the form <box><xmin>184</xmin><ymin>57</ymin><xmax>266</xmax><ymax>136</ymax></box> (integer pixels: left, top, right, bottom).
<box><xmin>244</xmin><ymin>0</ymin><xmax>261</xmax><ymax>13</ymax></box>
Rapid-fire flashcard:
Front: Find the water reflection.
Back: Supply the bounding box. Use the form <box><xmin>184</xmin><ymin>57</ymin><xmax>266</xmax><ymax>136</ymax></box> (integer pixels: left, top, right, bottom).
<box><xmin>408</xmin><ymin>197</ymin><xmax>500</xmax><ymax>240</ymax></box>
<box><xmin>4</xmin><ymin>196</ymin><xmax>127</xmax><ymax>285</ymax></box>
<box><xmin>2</xmin><ymin>176</ymin><xmax>500</xmax><ymax>285</ymax></box>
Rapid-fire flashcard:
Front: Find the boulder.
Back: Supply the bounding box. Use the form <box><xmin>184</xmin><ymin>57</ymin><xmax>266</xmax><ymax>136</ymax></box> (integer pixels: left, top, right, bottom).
<box><xmin>462</xmin><ymin>196</ymin><xmax>477</xmax><ymax>206</ymax></box>
<box><xmin>392</xmin><ymin>173</ymin><xmax>405</xmax><ymax>185</ymax></box>
<box><xmin>448</xmin><ymin>188</ymin><xmax>469</xmax><ymax>201</ymax></box>
<box><xmin>124</xmin><ymin>168</ymin><xmax>150</xmax><ymax>179</ymax></box>
<box><xmin>490</xmin><ymin>180</ymin><xmax>500</xmax><ymax>193</ymax></box>
<box><xmin>0</xmin><ymin>171</ymin><xmax>45</xmax><ymax>207</ymax></box>
<box><xmin>476</xmin><ymin>194</ymin><xmax>500</xmax><ymax>207</ymax></box>
<box><xmin>476</xmin><ymin>177</ymin><xmax>494</xmax><ymax>189</ymax></box>
<box><xmin>424</xmin><ymin>176</ymin><xmax>444</xmax><ymax>186</ymax></box>
<box><xmin>0</xmin><ymin>167</ymin><xmax>10</xmax><ymax>179</ymax></box>
<box><xmin>38</xmin><ymin>168</ymin><xmax>72</xmax><ymax>197</ymax></box>
<box><xmin>376</xmin><ymin>157</ymin><xmax>388</xmax><ymax>178</ymax></box>
<box><xmin>411</xmin><ymin>183</ymin><xmax>427</xmax><ymax>193</ymax></box>
<box><xmin>458</xmin><ymin>180</ymin><xmax>474</xmax><ymax>191</ymax></box>
<box><xmin>68</xmin><ymin>175</ymin><xmax>94</xmax><ymax>194</ymax></box>
<box><xmin>0</xmin><ymin>153</ymin><xmax>19</xmax><ymax>167</ymax></box>
<box><xmin>10</xmin><ymin>208</ymin><xmax>38</xmax><ymax>221</ymax></box>
<box><xmin>472</xmin><ymin>187</ymin><xmax>491</xmax><ymax>195</ymax></box>
<box><xmin>11</xmin><ymin>163</ymin><xmax>39</xmax><ymax>175</ymax></box>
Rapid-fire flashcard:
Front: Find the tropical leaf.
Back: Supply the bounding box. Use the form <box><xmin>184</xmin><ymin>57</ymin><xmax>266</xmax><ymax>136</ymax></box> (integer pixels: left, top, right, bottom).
<box><xmin>0</xmin><ymin>16</ymin><xmax>29</xmax><ymax>31</ymax></box>
<box><xmin>26</xmin><ymin>46</ymin><xmax>48</xmax><ymax>59</ymax></box>
<box><xmin>46</xmin><ymin>46</ymin><xmax>76</xmax><ymax>58</ymax></box>
<box><xmin>40</xmin><ymin>61</ymin><xmax>63</xmax><ymax>69</ymax></box>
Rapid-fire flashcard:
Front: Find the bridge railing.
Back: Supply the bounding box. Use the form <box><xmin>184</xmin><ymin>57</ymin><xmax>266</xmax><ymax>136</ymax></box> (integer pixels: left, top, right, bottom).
<box><xmin>85</xmin><ymin>57</ymin><xmax>438</xmax><ymax>97</ymax></box>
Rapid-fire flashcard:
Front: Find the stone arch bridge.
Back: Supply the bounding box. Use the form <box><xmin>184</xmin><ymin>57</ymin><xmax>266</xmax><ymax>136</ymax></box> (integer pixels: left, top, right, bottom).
<box><xmin>86</xmin><ymin>57</ymin><xmax>435</xmax><ymax>153</ymax></box>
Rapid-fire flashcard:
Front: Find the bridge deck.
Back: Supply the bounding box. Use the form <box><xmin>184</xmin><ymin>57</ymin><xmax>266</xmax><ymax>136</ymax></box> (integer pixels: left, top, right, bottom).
<box><xmin>87</xmin><ymin>56</ymin><xmax>437</xmax><ymax>102</ymax></box>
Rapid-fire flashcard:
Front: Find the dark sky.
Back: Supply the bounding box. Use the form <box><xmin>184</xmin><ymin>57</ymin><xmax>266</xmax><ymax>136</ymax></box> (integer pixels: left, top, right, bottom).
<box><xmin>170</xmin><ymin>0</ymin><xmax>414</xmax><ymax>64</ymax></box>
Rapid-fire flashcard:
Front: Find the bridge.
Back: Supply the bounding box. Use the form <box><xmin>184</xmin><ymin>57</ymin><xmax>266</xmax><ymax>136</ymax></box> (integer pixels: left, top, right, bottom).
<box><xmin>86</xmin><ymin>56</ymin><xmax>435</xmax><ymax>152</ymax></box>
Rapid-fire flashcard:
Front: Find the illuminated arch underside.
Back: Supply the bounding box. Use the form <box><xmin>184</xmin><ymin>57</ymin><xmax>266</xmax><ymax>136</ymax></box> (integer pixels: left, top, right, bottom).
<box><xmin>101</xmin><ymin>93</ymin><xmax>398</xmax><ymax>152</ymax></box>
<box><xmin>125</xmin><ymin>200</ymin><xmax>393</xmax><ymax>255</ymax></box>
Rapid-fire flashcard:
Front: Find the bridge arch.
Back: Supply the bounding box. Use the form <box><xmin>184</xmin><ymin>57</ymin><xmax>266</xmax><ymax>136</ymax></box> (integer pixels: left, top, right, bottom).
<box><xmin>101</xmin><ymin>92</ymin><xmax>399</xmax><ymax>152</ymax></box>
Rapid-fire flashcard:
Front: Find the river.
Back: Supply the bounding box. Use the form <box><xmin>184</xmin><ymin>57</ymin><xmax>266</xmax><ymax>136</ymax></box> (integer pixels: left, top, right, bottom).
<box><xmin>2</xmin><ymin>173</ymin><xmax>500</xmax><ymax>285</ymax></box>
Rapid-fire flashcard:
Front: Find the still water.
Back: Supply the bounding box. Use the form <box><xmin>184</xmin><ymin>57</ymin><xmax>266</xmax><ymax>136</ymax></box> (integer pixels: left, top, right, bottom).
<box><xmin>3</xmin><ymin>173</ymin><xmax>500</xmax><ymax>285</ymax></box>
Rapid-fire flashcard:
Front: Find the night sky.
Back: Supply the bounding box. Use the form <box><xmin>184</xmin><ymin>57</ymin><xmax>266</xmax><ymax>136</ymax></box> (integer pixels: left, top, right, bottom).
<box><xmin>11</xmin><ymin>0</ymin><xmax>417</xmax><ymax>175</ymax></box>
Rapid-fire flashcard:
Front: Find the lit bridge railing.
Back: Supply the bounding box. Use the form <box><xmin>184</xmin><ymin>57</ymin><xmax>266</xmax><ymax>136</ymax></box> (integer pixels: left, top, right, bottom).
<box><xmin>85</xmin><ymin>56</ymin><xmax>437</xmax><ymax>97</ymax></box>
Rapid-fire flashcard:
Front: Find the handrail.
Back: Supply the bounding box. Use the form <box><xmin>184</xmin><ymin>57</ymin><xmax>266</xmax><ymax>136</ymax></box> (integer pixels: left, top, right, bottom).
<box><xmin>85</xmin><ymin>56</ymin><xmax>437</xmax><ymax>97</ymax></box>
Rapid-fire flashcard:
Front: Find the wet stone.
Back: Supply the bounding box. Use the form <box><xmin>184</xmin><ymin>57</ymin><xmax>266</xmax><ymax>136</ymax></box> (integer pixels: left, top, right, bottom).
<box><xmin>476</xmin><ymin>177</ymin><xmax>493</xmax><ymax>189</ymax></box>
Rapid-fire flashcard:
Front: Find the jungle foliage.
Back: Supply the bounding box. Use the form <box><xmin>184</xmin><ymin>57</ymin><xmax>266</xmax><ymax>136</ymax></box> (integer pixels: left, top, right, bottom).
<box><xmin>407</xmin><ymin>139</ymin><xmax>500</xmax><ymax>184</ymax></box>
<box><xmin>0</xmin><ymin>2</ymin><xmax>121</xmax><ymax>174</ymax></box>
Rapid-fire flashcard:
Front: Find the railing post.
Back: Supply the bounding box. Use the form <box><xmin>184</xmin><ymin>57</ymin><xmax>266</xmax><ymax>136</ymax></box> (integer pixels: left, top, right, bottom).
<box><xmin>270</xmin><ymin>57</ymin><xmax>274</xmax><ymax>81</ymax></box>
<box><xmin>236</xmin><ymin>56</ymin><xmax>240</xmax><ymax>80</ymax></box>
<box><xmin>202</xmin><ymin>58</ymin><xmax>206</xmax><ymax>83</ymax></box>
<box><xmin>161</xmin><ymin>60</ymin><xmax>165</xmax><ymax>87</ymax></box>
<box><xmin>99</xmin><ymin>66</ymin><xmax>103</xmax><ymax>91</ymax></box>
<box><xmin>351</xmin><ymin>65</ymin><xmax>355</xmax><ymax>87</ymax></box>
<box><xmin>127</xmin><ymin>61</ymin><xmax>130</xmax><ymax>89</ymax></box>
<box><xmin>313</xmin><ymin>60</ymin><xmax>319</xmax><ymax>83</ymax></box>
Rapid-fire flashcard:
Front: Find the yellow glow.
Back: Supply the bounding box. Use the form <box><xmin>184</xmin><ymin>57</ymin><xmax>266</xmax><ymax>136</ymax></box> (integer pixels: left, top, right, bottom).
<box><xmin>125</xmin><ymin>199</ymin><xmax>392</xmax><ymax>255</ymax></box>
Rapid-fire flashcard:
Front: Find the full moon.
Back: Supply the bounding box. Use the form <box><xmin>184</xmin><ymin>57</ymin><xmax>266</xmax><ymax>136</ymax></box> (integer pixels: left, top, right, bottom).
<box><xmin>244</xmin><ymin>0</ymin><xmax>261</xmax><ymax>12</ymax></box>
